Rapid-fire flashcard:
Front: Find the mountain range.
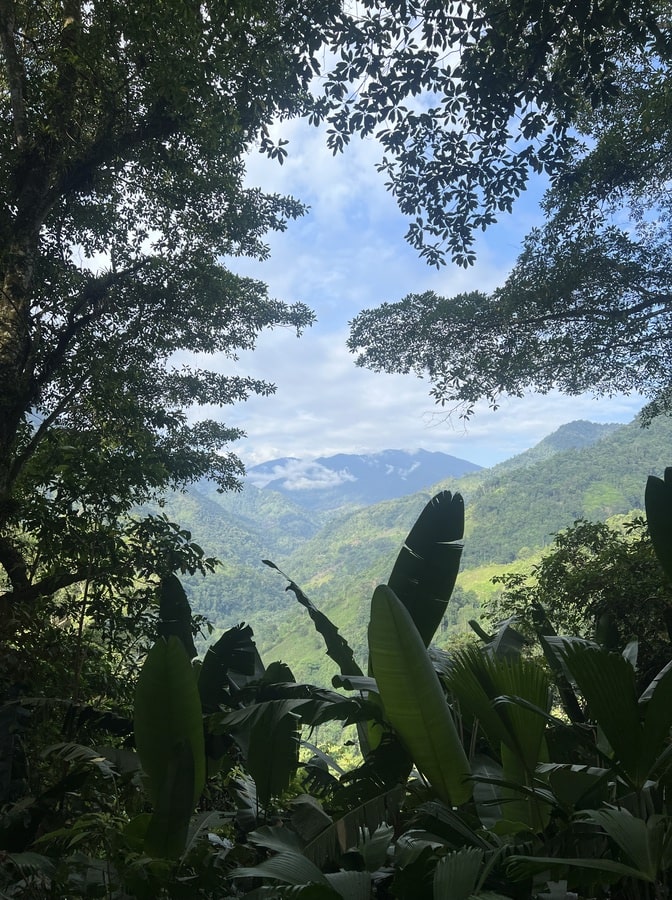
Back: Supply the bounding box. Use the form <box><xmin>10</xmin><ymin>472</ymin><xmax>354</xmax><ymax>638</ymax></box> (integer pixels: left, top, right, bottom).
<box><xmin>165</xmin><ymin>415</ymin><xmax>672</xmax><ymax>684</ymax></box>
<box><xmin>244</xmin><ymin>448</ymin><xmax>482</xmax><ymax>510</ymax></box>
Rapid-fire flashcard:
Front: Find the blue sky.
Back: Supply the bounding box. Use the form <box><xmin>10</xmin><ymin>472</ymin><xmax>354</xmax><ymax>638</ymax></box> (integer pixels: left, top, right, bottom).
<box><xmin>197</xmin><ymin>118</ymin><xmax>644</xmax><ymax>469</ymax></box>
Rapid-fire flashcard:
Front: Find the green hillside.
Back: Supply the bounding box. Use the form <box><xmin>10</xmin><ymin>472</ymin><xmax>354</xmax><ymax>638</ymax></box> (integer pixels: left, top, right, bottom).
<box><xmin>456</xmin><ymin>415</ymin><xmax>672</xmax><ymax>565</ymax></box>
<box><xmin>252</xmin><ymin>416</ymin><xmax>672</xmax><ymax>683</ymax></box>
<box><xmin>159</xmin><ymin>415</ymin><xmax>672</xmax><ymax>685</ymax></box>
<box><xmin>158</xmin><ymin>482</ymin><xmax>324</xmax><ymax>627</ymax></box>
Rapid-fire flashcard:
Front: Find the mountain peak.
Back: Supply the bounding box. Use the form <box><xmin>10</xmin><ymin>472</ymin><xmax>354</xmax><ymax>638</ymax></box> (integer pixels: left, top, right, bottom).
<box><xmin>245</xmin><ymin>449</ymin><xmax>481</xmax><ymax>511</ymax></box>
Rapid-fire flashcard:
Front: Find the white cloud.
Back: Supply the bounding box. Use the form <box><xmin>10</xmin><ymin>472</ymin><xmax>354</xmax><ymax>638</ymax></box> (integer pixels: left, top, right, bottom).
<box><xmin>192</xmin><ymin>325</ymin><xmax>643</xmax><ymax>469</ymax></box>
<box><xmin>246</xmin><ymin>457</ymin><xmax>357</xmax><ymax>490</ymax></box>
<box><xmin>180</xmin><ymin>118</ymin><xmax>646</xmax><ymax>472</ymax></box>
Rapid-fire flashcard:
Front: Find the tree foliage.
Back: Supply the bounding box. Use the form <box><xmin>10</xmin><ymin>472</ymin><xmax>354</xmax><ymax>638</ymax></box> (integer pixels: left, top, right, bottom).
<box><xmin>317</xmin><ymin>0</ymin><xmax>670</xmax><ymax>267</ymax></box>
<box><xmin>348</xmin><ymin>37</ymin><xmax>672</xmax><ymax>415</ymax></box>
<box><xmin>485</xmin><ymin>517</ymin><xmax>672</xmax><ymax>684</ymax></box>
<box><xmin>0</xmin><ymin>0</ymin><xmax>342</xmax><ymax>634</ymax></box>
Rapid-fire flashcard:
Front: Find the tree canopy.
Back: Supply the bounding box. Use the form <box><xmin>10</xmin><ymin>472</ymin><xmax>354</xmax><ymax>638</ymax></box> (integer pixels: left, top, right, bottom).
<box><xmin>348</xmin><ymin>33</ymin><xmax>672</xmax><ymax>417</ymax></box>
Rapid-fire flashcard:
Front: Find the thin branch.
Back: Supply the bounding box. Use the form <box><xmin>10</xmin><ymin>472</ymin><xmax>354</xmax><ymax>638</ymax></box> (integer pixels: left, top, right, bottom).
<box><xmin>35</xmin><ymin>257</ymin><xmax>151</xmax><ymax>390</ymax></box>
<box><xmin>8</xmin><ymin>372</ymin><xmax>89</xmax><ymax>485</ymax></box>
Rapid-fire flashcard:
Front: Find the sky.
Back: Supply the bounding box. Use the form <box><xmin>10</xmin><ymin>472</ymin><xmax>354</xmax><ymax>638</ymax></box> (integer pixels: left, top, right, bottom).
<box><xmin>196</xmin><ymin>118</ymin><xmax>644</xmax><ymax>470</ymax></box>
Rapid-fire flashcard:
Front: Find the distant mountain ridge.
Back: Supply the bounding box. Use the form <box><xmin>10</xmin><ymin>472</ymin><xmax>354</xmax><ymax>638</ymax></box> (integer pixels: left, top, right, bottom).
<box><xmin>489</xmin><ymin>420</ymin><xmax>622</xmax><ymax>475</ymax></box>
<box><xmin>162</xmin><ymin>415</ymin><xmax>672</xmax><ymax>680</ymax></box>
<box><xmin>245</xmin><ymin>448</ymin><xmax>482</xmax><ymax>511</ymax></box>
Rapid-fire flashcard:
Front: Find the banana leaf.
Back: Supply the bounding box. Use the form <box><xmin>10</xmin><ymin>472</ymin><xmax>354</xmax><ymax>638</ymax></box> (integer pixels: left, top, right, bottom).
<box><xmin>133</xmin><ymin>636</ymin><xmax>205</xmax><ymax>857</ymax></box>
<box><xmin>197</xmin><ymin>622</ymin><xmax>261</xmax><ymax>713</ymax></box>
<box><xmin>302</xmin><ymin>786</ymin><xmax>403</xmax><ymax>867</ymax></box>
<box><xmin>264</xmin><ymin>560</ymin><xmax>363</xmax><ymax>677</ymax></box>
<box><xmin>158</xmin><ymin>573</ymin><xmax>197</xmax><ymax>660</ymax></box>
<box><xmin>388</xmin><ymin>490</ymin><xmax>464</xmax><ymax>647</ymax></box>
<box><xmin>219</xmin><ymin>699</ymin><xmax>300</xmax><ymax>809</ymax></box>
<box><xmin>368</xmin><ymin>585</ymin><xmax>471</xmax><ymax>806</ymax></box>
<box><xmin>645</xmin><ymin>468</ymin><xmax>672</xmax><ymax>583</ymax></box>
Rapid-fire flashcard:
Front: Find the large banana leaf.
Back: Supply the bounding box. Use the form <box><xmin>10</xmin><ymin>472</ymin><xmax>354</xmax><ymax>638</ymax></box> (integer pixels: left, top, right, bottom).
<box><xmin>264</xmin><ymin>560</ymin><xmax>363</xmax><ymax>677</ymax></box>
<box><xmin>197</xmin><ymin>622</ymin><xmax>260</xmax><ymax>713</ymax></box>
<box><xmin>157</xmin><ymin>574</ymin><xmax>197</xmax><ymax>660</ymax></box>
<box><xmin>645</xmin><ymin>468</ymin><xmax>672</xmax><ymax>583</ymax></box>
<box><xmin>133</xmin><ymin>636</ymin><xmax>205</xmax><ymax>857</ymax></box>
<box><xmin>637</xmin><ymin>660</ymin><xmax>672</xmax><ymax>781</ymax></box>
<box><xmin>387</xmin><ymin>490</ymin><xmax>464</xmax><ymax>647</ymax></box>
<box><xmin>368</xmin><ymin>585</ymin><xmax>471</xmax><ymax>806</ymax></box>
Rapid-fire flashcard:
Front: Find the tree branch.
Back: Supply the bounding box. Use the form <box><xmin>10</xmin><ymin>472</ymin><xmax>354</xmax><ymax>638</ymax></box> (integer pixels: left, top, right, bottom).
<box><xmin>34</xmin><ymin>258</ymin><xmax>152</xmax><ymax>393</ymax></box>
<box><xmin>0</xmin><ymin>569</ymin><xmax>99</xmax><ymax>607</ymax></box>
<box><xmin>0</xmin><ymin>533</ymin><xmax>29</xmax><ymax>591</ymax></box>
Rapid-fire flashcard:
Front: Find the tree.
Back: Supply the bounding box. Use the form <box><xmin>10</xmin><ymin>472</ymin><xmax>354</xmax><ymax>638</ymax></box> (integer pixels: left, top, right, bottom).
<box><xmin>347</xmin><ymin>41</ymin><xmax>672</xmax><ymax>416</ymax></box>
<box><xmin>319</xmin><ymin>0</ymin><xmax>670</xmax><ymax>267</ymax></box>
<box><xmin>0</xmin><ymin>0</ymin><xmax>335</xmax><ymax>622</ymax></box>
<box><xmin>485</xmin><ymin>517</ymin><xmax>672</xmax><ymax>685</ymax></box>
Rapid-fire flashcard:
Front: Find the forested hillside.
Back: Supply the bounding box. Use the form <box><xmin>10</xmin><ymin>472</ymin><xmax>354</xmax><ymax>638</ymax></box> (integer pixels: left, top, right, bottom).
<box><xmin>460</xmin><ymin>416</ymin><xmax>672</xmax><ymax>564</ymax></box>
<box><xmin>168</xmin><ymin>415</ymin><xmax>672</xmax><ymax>683</ymax></box>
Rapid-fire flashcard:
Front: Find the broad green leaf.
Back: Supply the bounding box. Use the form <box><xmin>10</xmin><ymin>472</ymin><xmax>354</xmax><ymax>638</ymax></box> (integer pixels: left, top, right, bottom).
<box><xmin>444</xmin><ymin>647</ymin><xmax>513</xmax><ymax>749</ymax></box>
<box><xmin>557</xmin><ymin>641</ymin><xmax>642</xmax><ymax>783</ymax></box>
<box><xmin>143</xmin><ymin>737</ymin><xmax>195</xmax><ymax>858</ymax></box>
<box><xmin>507</xmin><ymin>854</ymin><xmax>655</xmax><ymax>884</ymax></box>
<box><xmin>325</xmin><ymin>870</ymin><xmax>372</xmax><ymax>899</ymax></box>
<box><xmin>639</xmin><ymin>661</ymin><xmax>672</xmax><ymax>779</ymax></box>
<box><xmin>158</xmin><ymin>574</ymin><xmax>197</xmax><ymax>659</ymax></box>
<box><xmin>222</xmin><ymin>700</ymin><xmax>300</xmax><ymax>808</ymax></box>
<box><xmin>358</xmin><ymin>824</ymin><xmax>394</xmax><ymax>871</ymax></box>
<box><xmin>446</xmin><ymin>649</ymin><xmax>550</xmax><ymax>767</ymax></box>
<box><xmin>303</xmin><ymin>786</ymin><xmax>403</xmax><ymax>868</ymax></box>
<box><xmin>197</xmin><ymin>622</ymin><xmax>258</xmax><ymax>712</ymax></box>
<box><xmin>233</xmin><ymin>849</ymin><xmax>328</xmax><ymax>885</ymax></box>
<box><xmin>134</xmin><ymin>636</ymin><xmax>205</xmax><ymax>811</ymax></box>
<box><xmin>472</xmin><ymin>755</ymin><xmax>504</xmax><ymax>829</ymax></box>
<box><xmin>248</xmin><ymin>706</ymin><xmax>299</xmax><ymax>809</ymax></box>
<box><xmin>645</xmin><ymin>469</ymin><xmax>672</xmax><ymax>583</ymax></box>
<box><xmin>249</xmin><ymin>824</ymin><xmax>305</xmax><ymax>854</ymax></box>
<box><xmin>265</xmin><ymin>560</ymin><xmax>363</xmax><ymax>677</ymax></box>
<box><xmin>387</xmin><ymin>490</ymin><xmax>464</xmax><ymax>646</ymax></box>
<box><xmin>537</xmin><ymin>764</ymin><xmax>611</xmax><ymax>811</ymax></box>
<box><xmin>446</xmin><ymin>650</ymin><xmax>550</xmax><ymax>829</ymax></box>
<box><xmin>536</xmin><ymin>631</ymin><xmax>584</xmax><ymax>724</ymax></box>
<box><xmin>368</xmin><ymin>585</ymin><xmax>471</xmax><ymax>806</ymax></box>
<box><xmin>583</xmin><ymin>808</ymin><xmax>657</xmax><ymax>880</ymax></box>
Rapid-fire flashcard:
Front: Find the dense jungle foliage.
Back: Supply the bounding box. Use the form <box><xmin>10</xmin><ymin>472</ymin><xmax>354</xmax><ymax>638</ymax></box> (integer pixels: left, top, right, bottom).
<box><xmin>2</xmin><ymin>0</ymin><xmax>672</xmax><ymax>897</ymax></box>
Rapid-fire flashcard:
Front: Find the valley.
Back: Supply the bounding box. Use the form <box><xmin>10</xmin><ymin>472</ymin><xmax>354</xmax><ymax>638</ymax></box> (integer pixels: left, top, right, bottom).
<box><xmin>167</xmin><ymin>415</ymin><xmax>672</xmax><ymax>687</ymax></box>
